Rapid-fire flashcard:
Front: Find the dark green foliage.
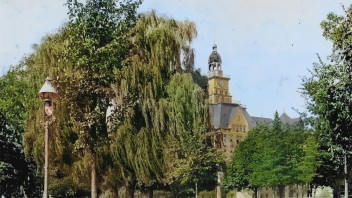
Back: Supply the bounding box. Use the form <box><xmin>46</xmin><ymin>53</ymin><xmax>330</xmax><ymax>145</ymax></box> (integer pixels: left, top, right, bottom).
<box><xmin>0</xmin><ymin>112</ymin><xmax>28</xmax><ymax>197</ymax></box>
<box><xmin>224</xmin><ymin>113</ymin><xmax>319</xmax><ymax>198</ymax></box>
<box><xmin>0</xmin><ymin>67</ymin><xmax>42</xmax><ymax>197</ymax></box>
<box><xmin>301</xmin><ymin>5</ymin><xmax>352</xmax><ymax>196</ymax></box>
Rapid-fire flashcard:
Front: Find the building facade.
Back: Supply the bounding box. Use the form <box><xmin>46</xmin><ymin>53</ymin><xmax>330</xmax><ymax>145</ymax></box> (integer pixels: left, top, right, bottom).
<box><xmin>206</xmin><ymin>45</ymin><xmax>306</xmax><ymax>198</ymax></box>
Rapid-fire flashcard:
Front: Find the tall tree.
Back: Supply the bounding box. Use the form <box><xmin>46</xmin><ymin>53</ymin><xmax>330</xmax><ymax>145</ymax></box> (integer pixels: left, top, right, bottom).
<box><xmin>109</xmin><ymin>11</ymin><xmax>218</xmax><ymax>197</ymax></box>
<box><xmin>0</xmin><ymin>66</ymin><xmax>42</xmax><ymax>197</ymax></box>
<box><xmin>301</xmin><ymin>5</ymin><xmax>352</xmax><ymax>197</ymax></box>
<box><xmin>57</xmin><ymin>1</ymin><xmax>141</xmax><ymax>197</ymax></box>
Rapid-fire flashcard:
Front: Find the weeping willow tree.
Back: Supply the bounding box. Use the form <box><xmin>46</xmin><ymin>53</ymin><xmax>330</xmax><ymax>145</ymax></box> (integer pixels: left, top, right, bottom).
<box><xmin>161</xmin><ymin>74</ymin><xmax>219</xmax><ymax>197</ymax></box>
<box><xmin>110</xmin><ymin>11</ymin><xmax>218</xmax><ymax>197</ymax></box>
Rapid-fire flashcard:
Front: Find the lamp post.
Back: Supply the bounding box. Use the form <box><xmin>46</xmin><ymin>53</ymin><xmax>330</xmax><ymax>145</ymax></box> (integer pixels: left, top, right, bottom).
<box><xmin>38</xmin><ymin>77</ymin><xmax>58</xmax><ymax>198</ymax></box>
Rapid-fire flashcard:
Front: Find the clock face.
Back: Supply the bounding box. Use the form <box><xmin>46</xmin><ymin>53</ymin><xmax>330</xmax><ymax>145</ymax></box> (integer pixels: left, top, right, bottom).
<box><xmin>218</xmin><ymin>80</ymin><xmax>224</xmax><ymax>87</ymax></box>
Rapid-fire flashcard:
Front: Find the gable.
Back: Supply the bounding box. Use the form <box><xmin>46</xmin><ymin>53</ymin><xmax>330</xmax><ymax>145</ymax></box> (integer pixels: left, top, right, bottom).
<box><xmin>228</xmin><ymin>107</ymin><xmax>250</xmax><ymax>132</ymax></box>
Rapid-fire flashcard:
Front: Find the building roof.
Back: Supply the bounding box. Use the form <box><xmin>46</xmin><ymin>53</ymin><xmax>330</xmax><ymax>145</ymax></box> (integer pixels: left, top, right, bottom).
<box><xmin>251</xmin><ymin>116</ymin><xmax>273</xmax><ymax>125</ymax></box>
<box><xmin>209</xmin><ymin>103</ymin><xmax>236</xmax><ymax>128</ymax></box>
<box><xmin>209</xmin><ymin>103</ymin><xmax>256</xmax><ymax>129</ymax></box>
<box><xmin>209</xmin><ymin>104</ymin><xmax>301</xmax><ymax>129</ymax></box>
<box><xmin>279</xmin><ymin>113</ymin><xmax>301</xmax><ymax>125</ymax></box>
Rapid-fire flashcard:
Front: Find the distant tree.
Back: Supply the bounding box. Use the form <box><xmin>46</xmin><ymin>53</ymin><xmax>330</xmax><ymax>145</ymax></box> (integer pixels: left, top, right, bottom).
<box><xmin>224</xmin><ymin>113</ymin><xmax>319</xmax><ymax>198</ymax></box>
<box><xmin>223</xmin><ymin>129</ymin><xmax>259</xmax><ymax>198</ymax></box>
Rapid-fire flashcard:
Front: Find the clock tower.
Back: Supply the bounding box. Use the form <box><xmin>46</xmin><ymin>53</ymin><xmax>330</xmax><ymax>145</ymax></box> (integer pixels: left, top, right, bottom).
<box><xmin>208</xmin><ymin>45</ymin><xmax>232</xmax><ymax>104</ymax></box>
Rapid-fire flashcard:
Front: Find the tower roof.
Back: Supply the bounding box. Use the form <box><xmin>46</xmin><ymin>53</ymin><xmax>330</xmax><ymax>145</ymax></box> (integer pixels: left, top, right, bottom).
<box><xmin>208</xmin><ymin>44</ymin><xmax>222</xmax><ymax>66</ymax></box>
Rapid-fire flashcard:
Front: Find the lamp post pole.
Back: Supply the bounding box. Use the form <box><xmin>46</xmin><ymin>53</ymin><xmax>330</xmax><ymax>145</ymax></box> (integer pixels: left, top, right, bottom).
<box><xmin>43</xmin><ymin>120</ymin><xmax>49</xmax><ymax>198</ymax></box>
<box><xmin>38</xmin><ymin>77</ymin><xmax>58</xmax><ymax>198</ymax></box>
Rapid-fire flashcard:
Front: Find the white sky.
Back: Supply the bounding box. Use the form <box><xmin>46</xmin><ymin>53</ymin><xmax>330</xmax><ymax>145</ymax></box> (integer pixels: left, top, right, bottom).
<box><xmin>0</xmin><ymin>0</ymin><xmax>350</xmax><ymax>118</ymax></box>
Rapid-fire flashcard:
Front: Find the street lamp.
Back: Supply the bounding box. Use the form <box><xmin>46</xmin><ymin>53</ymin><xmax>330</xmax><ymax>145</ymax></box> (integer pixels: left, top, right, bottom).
<box><xmin>38</xmin><ymin>77</ymin><xmax>58</xmax><ymax>198</ymax></box>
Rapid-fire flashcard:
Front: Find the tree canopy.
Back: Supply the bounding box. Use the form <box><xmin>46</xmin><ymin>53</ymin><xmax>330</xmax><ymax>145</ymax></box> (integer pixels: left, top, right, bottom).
<box><xmin>224</xmin><ymin>113</ymin><xmax>319</xmax><ymax>198</ymax></box>
<box><xmin>301</xmin><ymin>5</ymin><xmax>352</xmax><ymax>197</ymax></box>
<box><xmin>11</xmin><ymin>1</ymin><xmax>219</xmax><ymax>197</ymax></box>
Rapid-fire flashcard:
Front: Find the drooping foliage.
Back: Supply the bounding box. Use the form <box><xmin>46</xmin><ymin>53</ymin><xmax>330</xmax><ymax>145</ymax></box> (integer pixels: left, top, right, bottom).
<box><xmin>109</xmin><ymin>11</ymin><xmax>218</xmax><ymax>197</ymax></box>
<box><xmin>8</xmin><ymin>1</ymin><xmax>217</xmax><ymax>197</ymax></box>
<box><xmin>162</xmin><ymin>74</ymin><xmax>219</xmax><ymax>195</ymax></box>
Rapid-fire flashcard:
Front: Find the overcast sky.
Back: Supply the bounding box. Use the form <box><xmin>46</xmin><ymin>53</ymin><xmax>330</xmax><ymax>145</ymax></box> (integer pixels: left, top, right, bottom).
<box><xmin>0</xmin><ymin>0</ymin><xmax>350</xmax><ymax>118</ymax></box>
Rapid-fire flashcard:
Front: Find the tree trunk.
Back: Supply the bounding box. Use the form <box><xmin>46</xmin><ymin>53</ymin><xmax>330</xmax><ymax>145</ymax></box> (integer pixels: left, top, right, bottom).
<box><xmin>345</xmin><ymin>153</ymin><xmax>348</xmax><ymax>198</ymax></box>
<box><xmin>278</xmin><ymin>186</ymin><xmax>285</xmax><ymax>198</ymax></box>
<box><xmin>91</xmin><ymin>158</ymin><xmax>97</xmax><ymax>198</ymax></box>
<box><xmin>147</xmin><ymin>187</ymin><xmax>153</xmax><ymax>198</ymax></box>
<box><xmin>141</xmin><ymin>187</ymin><xmax>153</xmax><ymax>198</ymax></box>
<box><xmin>254</xmin><ymin>187</ymin><xmax>258</xmax><ymax>198</ymax></box>
<box><xmin>111</xmin><ymin>186</ymin><xmax>119</xmax><ymax>198</ymax></box>
<box><xmin>125</xmin><ymin>181</ymin><xmax>135</xmax><ymax>198</ymax></box>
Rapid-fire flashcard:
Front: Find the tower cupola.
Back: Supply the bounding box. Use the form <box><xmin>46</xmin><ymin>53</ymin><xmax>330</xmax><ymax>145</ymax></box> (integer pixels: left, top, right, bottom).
<box><xmin>208</xmin><ymin>44</ymin><xmax>223</xmax><ymax>77</ymax></box>
<box><xmin>208</xmin><ymin>44</ymin><xmax>222</xmax><ymax>71</ymax></box>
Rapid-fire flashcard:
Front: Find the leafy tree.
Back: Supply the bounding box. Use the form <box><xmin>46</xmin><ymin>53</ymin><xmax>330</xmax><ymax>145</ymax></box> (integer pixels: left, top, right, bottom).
<box><xmin>301</xmin><ymin>5</ymin><xmax>352</xmax><ymax>196</ymax></box>
<box><xmin>0</xmin><ymin>67</ymin><xmax>42</xmax><ymax>197</ymax></box>
<box><xmin>223</xmin><ymin>129</ymin><xmax>258</xmax><ymax>197</ymax></box>
<box><xmin>0</xmin><ymin>112</ymin><xmax>28</xmax><ymax>197</ymax></box>
<box><xmin>109</xmin><ymin>11</ymin><xmax>218</xmax><ymax>197</ymax></box>
<box><xmin>18</xmin><ymin>2</ymin><xmax>215</xmax><ymax>197</ymax></box>
<box><xmin>22</xmin><ymin>28</ymin><xmax>88</xmax><ymax>197</ymax></box>
<box><xmin>161</xmin><ymin>74</ymin><xmax>219</xmax><ymax>197</ymax></box>
<box><xmin>21</xmin><ymin>0</ymin><xmax>141</xmax><ymax>196</ymax></box>
<box><xmin>224</xmin><ymin>113</ymin><xmax>319</xmax><ymax>198</ymax></box>
<box><xmin>55</xmin><ymin>1</ymin><xmax>141</xmax><ymax>197</ymax></box>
